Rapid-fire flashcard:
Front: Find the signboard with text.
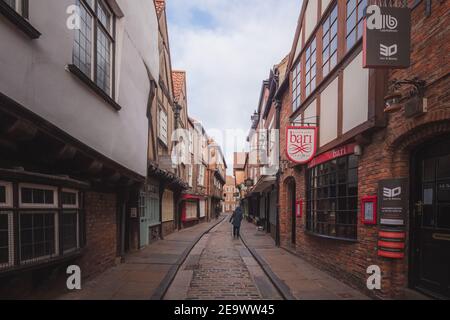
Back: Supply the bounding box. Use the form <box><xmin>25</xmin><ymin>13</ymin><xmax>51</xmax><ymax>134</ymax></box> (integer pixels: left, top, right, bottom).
<box><xmin>378</xmin><ymin>178</ymin><xmax>409</xmax><ymax>226</ymax></box>
<box><xmin>363</xmin><ymin>5</ymin><xmax>411</xmax><ymax>69</ymax></box>
<box><xmin>286</xmin><ymin>126</ymin><xmax>317</xmax><ymax>165</ymax></box>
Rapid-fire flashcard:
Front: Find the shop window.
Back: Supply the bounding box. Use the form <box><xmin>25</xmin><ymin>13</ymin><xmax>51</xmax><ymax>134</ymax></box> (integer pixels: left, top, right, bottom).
<box><xmin>185</xmin><ymin>202</ymin><xmax>197</xmax><ymax>220</ymax></box>
<box><xmin>306</xmin><ymin>155</ymin><xmax>359</xmax><ymax>240</ymax></box>
<box><xmin>19</xmin><ymin>212</ymin><xmax>57</xmax><ymax>262</ymax></box>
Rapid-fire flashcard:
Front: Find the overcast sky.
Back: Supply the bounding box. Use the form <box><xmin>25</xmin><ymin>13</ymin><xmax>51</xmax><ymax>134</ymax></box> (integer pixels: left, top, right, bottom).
<box><xmin>167</xmin><ymin>0</ymin><xmax>302</xmax><ymax>174</ymax></box>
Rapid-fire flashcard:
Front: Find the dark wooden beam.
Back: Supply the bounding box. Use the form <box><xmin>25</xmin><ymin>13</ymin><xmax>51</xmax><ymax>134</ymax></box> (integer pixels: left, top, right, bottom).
<box><xmin>6</xmin><ymin>119</ymin><xmax>37</xmax><ymax>141</ymax></box>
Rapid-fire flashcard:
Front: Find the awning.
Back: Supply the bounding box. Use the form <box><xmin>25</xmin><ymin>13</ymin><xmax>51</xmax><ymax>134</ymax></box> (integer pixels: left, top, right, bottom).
<box><xmin>250</xmin><ymin>175</ymin><xmax>276</xmax><ymax>193</ymax></box>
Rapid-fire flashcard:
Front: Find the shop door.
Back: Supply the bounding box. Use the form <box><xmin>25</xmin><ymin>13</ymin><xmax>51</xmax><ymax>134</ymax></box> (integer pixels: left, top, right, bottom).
<box><xmin>412</xmin><ymin>137</ymin><xmax>450</xmax><ymax>298</ymax></box>
<box><xmin>139</xmin><ymin>189</ymin><xmax>160</xmax><ymax>248</ymax></box>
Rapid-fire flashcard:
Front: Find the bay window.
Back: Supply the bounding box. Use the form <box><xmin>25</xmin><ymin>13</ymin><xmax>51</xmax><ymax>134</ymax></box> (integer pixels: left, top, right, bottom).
<box><xmin>73</xmin><ymin>0</ymin><xmax>115</xmax><ymax>95</ymax></box>
<box><xmin>306</xmin><ymin>155</ymin><xmax>359</xmax><ymax>240</ymax></box>
<box><xmin>0</xmin><ymin>182</ymin><xmax>82</xmax><ymax>272</ymax></box>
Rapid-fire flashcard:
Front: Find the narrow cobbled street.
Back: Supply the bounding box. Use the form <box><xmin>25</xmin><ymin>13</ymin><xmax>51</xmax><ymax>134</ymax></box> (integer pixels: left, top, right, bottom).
<box><xmin>165</xmin><ymin>217</ymin><xmax>282</xmax><ymax>300</ymax></box>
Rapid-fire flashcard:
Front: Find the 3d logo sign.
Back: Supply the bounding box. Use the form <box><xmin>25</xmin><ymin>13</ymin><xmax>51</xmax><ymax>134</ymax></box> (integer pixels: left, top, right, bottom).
<box><xmin>363</xmin><ymin>5</ymin><xmax>411</xmax><ymax>69</ymax></box>
<box><xmin>286</xmin><ymin>126</ymin><xmax>317</xmax><ymax>164</ymax></box>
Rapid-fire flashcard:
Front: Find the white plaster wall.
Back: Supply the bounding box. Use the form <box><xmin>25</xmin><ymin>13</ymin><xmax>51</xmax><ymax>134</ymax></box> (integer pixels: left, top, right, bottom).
<box><xmin>321</xmin><ymin>0</ymin><xmax>332</xmax><ymax>15</ymax></box>
<box><xmin>343</xmin><ymin>52</ymin><xmax>369</xmax><ymax>134</ymax></box>
<box><xmin>304</xmin><ymin>0</ymin><xmax>318</xmax><ymax>43</ymax></box>
<box><xmin>304</xmin><ymin>99</ymin><xmax>317</xmax><ymax>125</ymax></box>
<box><xmin>319</xmin><ymin>77</ymin><xmax>338</xmax><ymax>146</ymax></box>
<box><xmin>0</xmin><ymin>0</ymin><xmax>159</xmax><ymax>177</ymax></box>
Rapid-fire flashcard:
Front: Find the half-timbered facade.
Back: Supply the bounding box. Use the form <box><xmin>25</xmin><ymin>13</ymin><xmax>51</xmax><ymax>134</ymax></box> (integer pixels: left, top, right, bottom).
<box><xmin>276</xmin><ymin>0</ymin><xmax>450</xmax><ymax>299</ymax></box>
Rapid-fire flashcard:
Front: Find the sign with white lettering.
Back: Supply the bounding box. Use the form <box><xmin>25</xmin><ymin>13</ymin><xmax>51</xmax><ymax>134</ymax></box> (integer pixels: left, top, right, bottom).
<box><xmin>286</xmin><ymin>126</ymin><xmax>317</xmax><ymax>164</ymax></box>
<box><xmin>363</xmin><ymin>6</ymin><xmax>411</xmax><ymax>69</ymax></box>
<box><xmin>378</xmin><ymin>178</ymin><xmax>409</xmax><ymax>226</ymax></box>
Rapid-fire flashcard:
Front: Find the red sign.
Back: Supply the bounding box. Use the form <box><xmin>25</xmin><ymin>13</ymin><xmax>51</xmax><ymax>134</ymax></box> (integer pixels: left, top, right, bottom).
<box><xmin>361</xmin><ymin>196</ymin><xmax>377</xmax><ymax>225</ymax></box>
<box><xmin>296</xmin><ymin>200</ymin><xmax>303</xmax><ymax>218</ymax></box>
<box><xmin>286</xmin><ymin>126</ymin><xmax>317</xmax><ymax>164</ymax></box>
<box><xmin>307</xmin><ymin>143</ymin><xmax>356</xmax><ymax>169</ymax></box>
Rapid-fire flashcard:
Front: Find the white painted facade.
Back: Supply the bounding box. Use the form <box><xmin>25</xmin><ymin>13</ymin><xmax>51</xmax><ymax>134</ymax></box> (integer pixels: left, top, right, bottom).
<box><xmin>0</xmin><ymin>0</ymin><xmax>159</xmax><ymax>177</ymax></box>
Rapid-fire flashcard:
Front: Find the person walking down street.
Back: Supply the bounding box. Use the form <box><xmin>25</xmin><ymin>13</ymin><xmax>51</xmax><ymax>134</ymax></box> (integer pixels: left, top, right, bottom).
<box><xmin>229</xmin><ymin>206</ymin><xmax>243</xmax><ymax>239</ymax></box>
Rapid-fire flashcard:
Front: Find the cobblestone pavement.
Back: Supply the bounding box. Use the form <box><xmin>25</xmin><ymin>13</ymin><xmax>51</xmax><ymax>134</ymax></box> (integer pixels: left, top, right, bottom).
<box><xmin>165</xmin><ymin>217</ymin><xmax>282</xmax><ymax>300</ymax></box>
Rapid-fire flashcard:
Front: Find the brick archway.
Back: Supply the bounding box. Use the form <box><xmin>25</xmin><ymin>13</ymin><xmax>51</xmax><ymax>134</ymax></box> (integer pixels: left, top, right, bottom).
<box><xmin>385</xmin><ymin>118</ymin><xmax>450</xmax><ymax>177</ymax></box>
<box><xmin>283</xmin><ymin>176</ymin><xmax>297</xmax><ymax>245</ymax></box>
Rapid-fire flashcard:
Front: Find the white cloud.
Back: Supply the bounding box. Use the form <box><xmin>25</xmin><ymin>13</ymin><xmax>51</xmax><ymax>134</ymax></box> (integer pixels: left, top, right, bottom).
<box><xmin>167</xmin><ymin>0</ymin><xmax>302</xmax><ymax>173</ymax></box>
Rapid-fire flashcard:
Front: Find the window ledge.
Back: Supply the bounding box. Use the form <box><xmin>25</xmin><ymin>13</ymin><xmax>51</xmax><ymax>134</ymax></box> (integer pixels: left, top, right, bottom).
<box><xmin>67</xmin><ymin>64</ymin><xmax>121</xmax><ymax>111</ymax></box>
<box><xmin>0</xmin><ymin>250</ymin><xmax>83</xmax><ymax>278</ymax></box>
<box><xmin>183</xmin><ymin>217</ymin><xmax>199</xmax><ymax>222</ymax></box>
<box><xmin>304</xmin><ymin>230</ymin><xmax>358</xmax><ymax>243</ymax></box>
<box><xmin>0</xmin><ymin>1</ymin><xmax>40</xmax><ymax>39</ymax></box>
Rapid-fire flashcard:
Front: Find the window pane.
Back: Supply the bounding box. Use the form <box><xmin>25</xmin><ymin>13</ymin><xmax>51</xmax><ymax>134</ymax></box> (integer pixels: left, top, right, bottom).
<box><xmin>73</xmin><ymin>1</ymin><xmax>92</xmax><ymax>76</ymax></box>
<box><xmin>0</xmin><ymin>214</ymin><xmax>9</xmax><ymax>264</ymax></box>
<box><xmin>62</xmin><ymin>212</ymin><xmax>78</xmax><ymax>251</ymax></box>
<box><xmin>96</xmin><ymin>27</ymin><xmax>111</xmax><ymax>94</ymax></box>
<box><xmin>347</xmin><ymin>0</ymin><xmax>357</xmax><ymax>17</ymax></box>
<box><xmin>0</xmin><ymin>186</ymin><xmax>5</xmax><ymax>204</ymax></box>
<box><xmin>62</xmin><ymin>192</ymin><xmax>77</xmax><ymax>206</ymax></box>
<box><xmin>21</xmin><ymin>187</ymin><xmax>55</xmax><ymax>205</ymax></box>
<box><xmin>20</xmin><ymin>212</ymin><xmax>56</xmax><ymax>261</ymax></box>
<box><xmin>97</xmin><ymin>0</ymin><xmax>111</xmax><ymax>32</ymax></box>
<box><xmin>306</xmin><ymin>155</ymin><xmax>358</xmax><ymax>239</ymax></box>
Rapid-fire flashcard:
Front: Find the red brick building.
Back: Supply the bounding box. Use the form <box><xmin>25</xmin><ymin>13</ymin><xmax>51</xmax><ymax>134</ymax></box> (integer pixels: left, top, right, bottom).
<box><xmin>276</xmin><ymin>0</ymin><xmax>449</xmax><ymax>299</ymax></box>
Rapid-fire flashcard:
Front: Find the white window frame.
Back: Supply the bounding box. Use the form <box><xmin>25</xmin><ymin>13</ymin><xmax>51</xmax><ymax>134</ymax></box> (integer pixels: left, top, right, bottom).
<box><xmin>0</xmin><ymin>211</ymin><xmax>14</xmax><ymax>269</ymax></box>
<box><xmin>62</xmin><ymin>188</ymin><xmax>79</xmax><ymax>209</ymax></box>
<box><xmin>198</xmin><ymin>165</ymin><xmax>205</xmax><ymax>186</ymax></box>
<box><xmin>159</xmin><ymin>107</ymin><xmax>168</xmax><ymax>146</ymax></box>
<box><xmin>62</xmin><ymin>210</ymin><xmax>80</xmax><ymax>254</ymax></box>
<box><xmin>19</xmin><ymin>184</ymin><xmax>58</xmax><ymax>209</ymax></box>
<box><xmin>188</xmin><ymin>165</ymin><xmax>193</xmax><ymax>187</ymax></box>
<box><xmin>0</xmin><ymin>181</ymin><xmax>13</xmax><ymax>208</ymax></box>
<box><xmin>19</xmin><ymin>211</ymin><xmax>59</xmax><ymax>263</ymax></box>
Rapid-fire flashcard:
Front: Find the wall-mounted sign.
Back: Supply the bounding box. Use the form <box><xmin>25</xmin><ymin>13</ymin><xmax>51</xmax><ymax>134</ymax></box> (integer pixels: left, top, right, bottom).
<box><xmin>296</xmin><ymin>199</ymin><xmax>303</xmax><ymax>218</ymax></box>
<box><xmin>361</xmin><ymin>196</ymin><xmax>377</xmax><ymax>225</ymax></box>
<box><xmin>130</xmin><ymin>207</ymin><xmax>138</xmax><ymax>218</ymax></box>
<box><xmin>307</xmin><ymin>143</ymin><xmax>356</xmax><ymax>169</ymax></box>
<box><xmin>363</xmin><ymin>5</ymin><xmax>411</xmax><ymax>69</ymax></box>
<box><xmin>378</xmin><ymin>178</ymin><xmax>409</xmax><ymax>226</ymax></box>
<box><xmin>286</xmin><ymin>126</ymin><xmax>317</xmax><ymax>164</ymax></box>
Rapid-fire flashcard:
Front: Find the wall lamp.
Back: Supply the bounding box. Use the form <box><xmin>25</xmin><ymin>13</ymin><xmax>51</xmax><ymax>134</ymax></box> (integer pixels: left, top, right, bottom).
<box><xmin>383</xmin><ymin>78</ymin><xmax>426</xmax><ymax>114</ymax></box>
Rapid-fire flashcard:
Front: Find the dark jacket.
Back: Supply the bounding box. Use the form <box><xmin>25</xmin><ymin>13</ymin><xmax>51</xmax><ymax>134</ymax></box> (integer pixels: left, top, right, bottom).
<box><xmin>230</xmin><ymin>206</ymin><xmax>243</xmax><ymax>228</ymax></box>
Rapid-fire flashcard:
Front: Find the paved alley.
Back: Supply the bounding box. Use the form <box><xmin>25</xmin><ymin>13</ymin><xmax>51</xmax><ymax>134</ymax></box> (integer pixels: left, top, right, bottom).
<box><xmin>165</xmin><ymin>216</ymin><xmax>282</xmax><ymax>300</ymax></box>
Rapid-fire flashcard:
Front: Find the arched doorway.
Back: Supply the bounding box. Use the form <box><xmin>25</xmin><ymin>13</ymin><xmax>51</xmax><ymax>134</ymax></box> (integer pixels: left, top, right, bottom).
<box><xmin>410</xmin><ymin>134</ymin><xmax>450</xmax><ymax>298</ymax></box>
<box><xmin>286</xmin><ymin>178</ymin><xmax>296</xmax><ymax>245</ymax></box>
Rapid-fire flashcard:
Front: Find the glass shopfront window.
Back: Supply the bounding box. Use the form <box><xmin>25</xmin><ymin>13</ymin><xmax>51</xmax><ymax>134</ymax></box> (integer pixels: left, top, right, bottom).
<box><xmin>306</xmin><ymin>155</ymin><xmax>358</xmax><ymax>240</ymax></box>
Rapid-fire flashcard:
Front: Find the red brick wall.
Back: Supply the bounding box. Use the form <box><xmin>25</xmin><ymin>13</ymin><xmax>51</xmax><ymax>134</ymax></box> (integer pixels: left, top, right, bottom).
<box><xmin>278</xmin><ymin>1</ymin><xmax>450</xmax><ymax>299</ymax></box>
<box><xmin>78</xmin><ymin>191</ymin><xmax>118</xmax><ymax>280</ymax></box>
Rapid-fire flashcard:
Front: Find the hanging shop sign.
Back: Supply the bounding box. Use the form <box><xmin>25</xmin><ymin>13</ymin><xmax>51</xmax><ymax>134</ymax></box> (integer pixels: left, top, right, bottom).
<box><xmin>363</xmin><ymin>5</ymin><xmax>411</xmax><ymax>69</ymax></box>
<box><xmin>286</xmin><ymin>126</ymin><xmax>317</xmax><ymax>164</ymax></box>
<box><xmin>307</xmin><ymin>143</ymin><xmax>356</xmax><ymax>169</ymax></box>
<box><xmin>378</xmin><ymin>178</ymin><xmax>409</xmax><ymax>226</ymax></box>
